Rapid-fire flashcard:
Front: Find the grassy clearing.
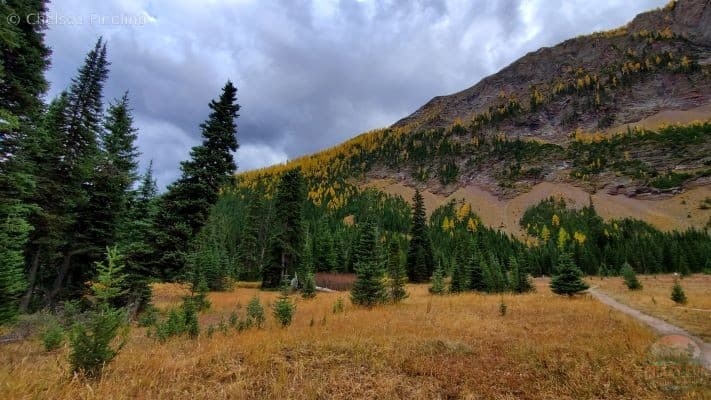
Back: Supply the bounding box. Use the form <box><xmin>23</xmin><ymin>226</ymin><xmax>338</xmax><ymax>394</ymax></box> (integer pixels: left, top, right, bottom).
<box><xmin>592</xmin><ymin>274</ymin><xmax>711</xmax><ymax>342</ymax></box>
<box><xmin>1</xmin><ymin>279</ymin><xmax>709</xmax><ymax>399</ymax></box>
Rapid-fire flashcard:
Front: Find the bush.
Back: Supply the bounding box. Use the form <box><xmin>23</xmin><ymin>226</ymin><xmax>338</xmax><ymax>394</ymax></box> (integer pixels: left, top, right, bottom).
<box><xmin>246</xmin><ymin>296</ymin><xmax>265</xmax><ymax>328</ymax></box>
<box><xmin>42</xmin><ymin>322</ymin><xmax>64</xmax><ymax>351</ymax></box>
<box><xmin>671</xmin><ymin>280</ymin><xmax>687</xmax><ymax>304</ymax></box>
<box><xmin>137</xmin><ymin>305</ymin><xmax>159</xmax><ymax>327</ymax></box>
<box><xmin>272</xmin><ymin>286</ymin><xmax>296</xmax><ymax>328</ymax></box>
<box><xmin>68</xmin><ymin>306</ymin><xmax>128</xmax><ymax>377</ymax></box>
<box><xmin>621</xmin><ymin>262</ymin><xmax>642</xmax><ymax>290</ymax></box>
<box><xmin>332</xmin><ymin>297</ymin><xmax>345</xmax><ymax>314</ymax></box>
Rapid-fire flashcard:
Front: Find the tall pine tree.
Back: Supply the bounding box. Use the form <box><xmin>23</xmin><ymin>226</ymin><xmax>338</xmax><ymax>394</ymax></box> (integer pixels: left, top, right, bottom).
<box><xmin>406</xmin><ymin>190</ymin><xmax>434</xmax><ymax>282</ymax></box>
<box><xmin>154</xmin><ymin>81</ymin><xmax>240</xmax><ymax>279</ymax></box>
<box><xmin>0</xmin><ymin>0</ymin><xmax>51</xmax><ymax>320</ymax></box>
<box><xmin>262</xmin><ymin>168</ymin><xmax>306</xmax><ymax>289</ymax></box>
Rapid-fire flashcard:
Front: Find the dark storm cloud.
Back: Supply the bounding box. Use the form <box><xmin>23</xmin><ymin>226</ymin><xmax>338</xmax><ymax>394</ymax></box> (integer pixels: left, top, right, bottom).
<box><xmin>43</xmin><ymin>0</ymin><xmax>667</xmax><ymax>188</ymax></box>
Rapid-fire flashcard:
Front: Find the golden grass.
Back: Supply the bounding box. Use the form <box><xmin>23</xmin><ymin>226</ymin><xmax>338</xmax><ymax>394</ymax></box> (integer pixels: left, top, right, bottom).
<box><xmin>592</xmin><ymin>274</ymin><xmax>711</xmax><ymax>342</ymax></box>
<box><xmin>1</xmin><ymin>279</ymin><xmax>709</xmax><ymax>399</ymax></box>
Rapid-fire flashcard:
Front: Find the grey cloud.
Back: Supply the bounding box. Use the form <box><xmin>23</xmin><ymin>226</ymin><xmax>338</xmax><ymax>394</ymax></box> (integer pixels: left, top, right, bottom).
<box><xmin>44</xmin><ymin>0</ymin><xmax>668</xmax><ymax>189</ymax></box>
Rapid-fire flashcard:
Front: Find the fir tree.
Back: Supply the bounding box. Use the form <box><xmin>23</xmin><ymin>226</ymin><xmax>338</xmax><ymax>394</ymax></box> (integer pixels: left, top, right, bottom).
<box><xmin>44</xmin><ymin>38</ymin><xmax>110</xmax><ymax>305</ymax></box>
<box><xmin>429</xmin><ymin>263</ymin><xmax>445</xmax><ymax>295</ymax></box>
<box><xmin>351</xmin><ymin>221</ymin><xmax>387</xmax><ymax>307</ymax></box>
<box><xmin>301</xmin><ymin>271</ymin><xmax>317</xmax><ymax>299</ymax></box>
<box><xmin>0</xmin><ymin>206</ymin><xmax>31</xmax><ymax>323</ymax></box>
<box><xmin>509</xmin><ymin>255</ymin><xmax>534</xmax><ymax>293</ymax></box>
<box><xmin>0</xmin><ymin>0</ymin><xmax>50</xmax><ymax>319</ymax></box>
<box><xmin>263</xmin><ymin>168</ymin><xmax>305</xmax><ymax>289</ymax></box>
<box><xmin>122</xmin><ymin>162</ymin><xmax>159</xmax><ymax>312</ymax></box>
<box><xmin>620</xmin><ymin>262</ymin><xmax>642</xmax><ymax>290</ymax></box>
<box><xmin>387</xmin><ymin>240</ymin><xmax>408</xmax><ymax>302</ymax></box>
<box><xmin>550</xmin><ymin>252</ymin><xmax>589</xmax><ymax>296</ymax></box>
<box><xmin>670</xmin><ymin>279</ymin><xmax>687</xmax><ymax>304</ymax></box>
<box><xmin>272</xmin><ymin>284</ymin><xmax>296</xmax><ymax>327</ymax></box>
<box><xmin>468</xmin><ymin>254</ymin><xmax>486</xmax><ymax>292</ymax></box>
<box><xmin>154</xmin><ymin>81</ymin><xmax>240</xmax><ymax>278</ymax></box>
<box><xmin>406</xmin><ymin>190</ymin><xmax>434</xmax><ymax>282</ymax></box>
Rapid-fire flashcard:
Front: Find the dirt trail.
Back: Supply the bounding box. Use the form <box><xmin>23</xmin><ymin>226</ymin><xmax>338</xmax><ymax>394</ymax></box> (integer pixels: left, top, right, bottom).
<box><xmin>589</xmin><ymin>287</ymin><xmax>711</xmax><ymax>371</ymax></box>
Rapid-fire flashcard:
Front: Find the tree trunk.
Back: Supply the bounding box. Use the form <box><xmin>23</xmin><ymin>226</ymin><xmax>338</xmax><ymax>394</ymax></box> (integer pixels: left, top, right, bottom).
<box><xmin>47</xmin><ymin>251</ymin><xmax>73</xmax><ymax>306</ymax></box>
<box><xmin>18</xmin><ymin>249</ymin><xmax>41</xmax><ymax>313</ymax></box>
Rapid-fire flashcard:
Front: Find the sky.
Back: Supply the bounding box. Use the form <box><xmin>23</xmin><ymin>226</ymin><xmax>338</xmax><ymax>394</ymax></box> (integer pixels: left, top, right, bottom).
<box><xmin>43</xmin><ymin>0</ymin><xmax>667</xmax><ymax>189</ymax></box>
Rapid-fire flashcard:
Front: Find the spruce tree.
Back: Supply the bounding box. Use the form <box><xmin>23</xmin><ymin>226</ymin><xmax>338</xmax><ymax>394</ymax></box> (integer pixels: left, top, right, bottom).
<box><xmin>468</xmin><ymin>254</ymin><xmax>487</xmax><ymax>292</ymax></box>
<box><xmin>429</xmin><ymin>263</ymin><xmax>445</xmax><ymax>295</ymax></box>
<box><xmin>154</xmin><ymin>81</ymin><xmax>239</xmax><ymax>278</ymax></box>
<box><xmin>406</xmin><ymin>190</ymin><xmax>434</xmax><ymax>282</ymax></box>
<box><xmin>620</xmin><ymin>262</ymin><xmax>642</xmax><ymax>290</ymax></box>
<box><xmin>670</xmin><ymin>279</ymin><xmax>687</xmax><ymax>304</ymax></box>
<box><xmin>387</xmin><ymin>240</ymin><xmax>408</xmax><ymax>302</ymax></box>
<box><xmin>351</xmin><ymin>221</ymin><xmax>387</xmax><ymax>307</ymax></box>
<box><xmin>262</xmin><ymin>168</ymin><xmax>305</xmax><ymax>289</ymax></box>
<box><xmin>121</xmin><ymin>162</ymin><xmax>159</xmax><ymax>312</ymax></box>
<box><xmin>509</xmin><ymin>255</ymin><xmax>534</xmax><ymax>293</ymax></box>
<box><xmin>41</xmin><ymin>39</ymin><xmax>110</xmax><ymax>305</ymax></box>
<box><xmin>550</xmin><ymin>252</ymin><xmax>589</xmax><ymax>296</ymax></box>
<box><xmin>1</xmin><ymin>0</ymin><xmax>50</xmax><ymax>316</ymax></box>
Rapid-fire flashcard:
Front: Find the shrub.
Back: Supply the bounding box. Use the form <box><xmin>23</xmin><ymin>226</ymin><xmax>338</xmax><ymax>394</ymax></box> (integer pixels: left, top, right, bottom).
<box><xmin>620</xmin><ymin>262</ymin><xmax>642</xmax><ymax>290</ymax></box>
<box><xmin>272</xmin><ymin>286</ymin><xmax>296</xmax><ymax>328</ymax></box>
<box><xmin>332</xmin><ymin>297</ymin><xmax>345</xmax><ymax>314</ymax></box>
<box><xmin>42</xmin><ymin>322</ymin><xmax>64</xmax><ymax>351</ymax></box>
<box><xmin>246</xmin><ymin>296</ymin><xmax>265</xmax><ymax>328</ymax></box>
<box><xmin>68</xmin><ymin>306</ymin><xmax>128</xmax><ymax>378</ymax></box>
<box><xmin>137</xmin><ymin>305</ymin><xmax>159</xmax><ymax>327</ymax></box>
<box><xmin>671</xmin><ymin>280</ymin><xmax>687</xmax><ymax>304</ymax></box>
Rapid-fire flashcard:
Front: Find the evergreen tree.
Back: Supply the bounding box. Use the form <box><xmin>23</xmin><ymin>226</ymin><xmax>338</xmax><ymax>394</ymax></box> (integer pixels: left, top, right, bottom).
<box><xmin>121</xmin><ymin>162</ymin><xmax>158</xmax><ymax>312</ymax></box>
<box><xmin>43</xmin><ymin>38</ymin><xmax>110</xmax><ymax>305</ymax></box>
<box><xmin>387</xmin><ymin>240</ymin><xmax>408</xmax><ymax>302</ymax></box>
<box><xmin>0</xmin><ymin>0</ymin><xmax>50</xmax><ymax>316</ymax></box>
<box><xmin>620</xmin><ymin>262</ymin><xmax>642</xmax><ymax>290</ymax></box>
<box><xmin>406</xmin><ymin>190</ymin><xmax>434</xmax><ymax>282</ymax></box>
<box><xmin>509</xmin><ymin>255</ymin><xmax>534</xmax><ymax>293</ymax></box>
<box><xmin>670</xmin><ymin>279</ymin><xmax>687</xmax><ymax>304</ymax></box>
<box><xmin>154</xmin><ymin>81</ymin><xmax>239</xmax><ymax>278</ymax></box>
<box><xmin>272</xmin><ymin>284</ymin><xmax>296</xmax><ymax>327</ymax></box>
<box><xmin>468</xmin><ymin>254</ymin><xmax>487</xmax><ymax>292</ymax></box>
<box><xmin>262</xmin><ymin>168</ymin><xmax>305</xmax><ymax>289</ymax></box>
<box><xmin>351</xmin><ymin>221</ymin><xmax>387</xmax><ymax>307</ymax></box>
<box><xmin>550</xmin><ymin>252</ymin><xmax>589</xmax><ymax>296</ymax></box>
<box><xmin>301</xmin><ymin>271</ymin><xmax>317</xmax><ymax>299</ymax></box>
<box><xmin>429</xmin><ymin>263</ymin><xmax>445</xmax><ymax>295</ymax></box>
<box><xmin>0</xmin><ymin>206</ymin><xmax>31</xmax><ymax>323</ymax></box>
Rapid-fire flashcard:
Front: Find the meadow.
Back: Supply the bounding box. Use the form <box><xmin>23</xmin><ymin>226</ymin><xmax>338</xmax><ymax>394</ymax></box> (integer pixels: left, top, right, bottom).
<box><xmin>592</xmin><ymin>274</ymin><xmax>711</xmax><ymax>341</ymax></box>
<box><xmin>1</xmin><ymin>279</ymin><xmax>709</xmax><ymax>399</ymax></box>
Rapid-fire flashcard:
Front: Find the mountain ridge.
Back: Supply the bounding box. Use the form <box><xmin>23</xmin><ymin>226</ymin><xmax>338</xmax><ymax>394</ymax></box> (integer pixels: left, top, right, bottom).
<box><xmin>238</xmin><ymin>0</ymin><xmax>711</xmax><ymax>233</ymax></box>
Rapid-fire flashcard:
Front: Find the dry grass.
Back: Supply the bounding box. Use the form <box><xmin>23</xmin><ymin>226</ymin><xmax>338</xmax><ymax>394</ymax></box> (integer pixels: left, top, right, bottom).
<box><xmin>1</xmin><ymin>279</ymin><xmax>709</xmax><ymax>399</ymax></box>
<box><xmin>592</xmin><ymin>274</ymin><xmax>711</xmax><ymax>342</ymax></box>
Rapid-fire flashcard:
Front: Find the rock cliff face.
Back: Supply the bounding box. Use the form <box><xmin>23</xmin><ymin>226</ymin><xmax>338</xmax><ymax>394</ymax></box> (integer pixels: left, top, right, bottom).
<box><xmin>392</xmin><ymin>0</ymin><xmax>711</xmax><ymax>144</ymax></box>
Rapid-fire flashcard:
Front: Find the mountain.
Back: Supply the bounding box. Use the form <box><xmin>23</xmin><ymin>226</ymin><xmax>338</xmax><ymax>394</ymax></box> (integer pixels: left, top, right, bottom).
<box><xmin>239</xmin><ymin>0</ymin><xmax>711</xmax><ymax>234</ymax></box>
